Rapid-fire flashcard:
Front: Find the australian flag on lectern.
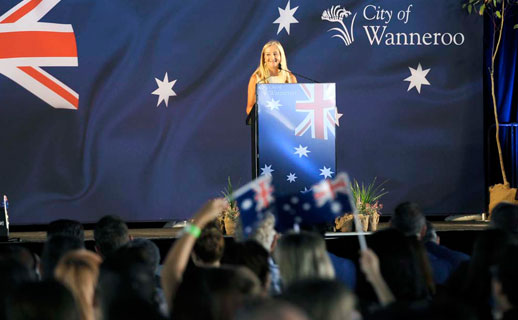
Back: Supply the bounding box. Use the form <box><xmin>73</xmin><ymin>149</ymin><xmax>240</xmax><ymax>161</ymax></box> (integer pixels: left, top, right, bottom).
<box><xmin>256</xmin><ymin>83</ymin><xmax>339</xmax><ymax>196</ymax></box>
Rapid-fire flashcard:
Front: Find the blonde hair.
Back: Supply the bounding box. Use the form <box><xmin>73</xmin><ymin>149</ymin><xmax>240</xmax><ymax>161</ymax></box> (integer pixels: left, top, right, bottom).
<box><xmin>55</xmin><ymin>249</ymin><xmax>102</xmax><ymax>320</ymax></box>
<box><xmin>254</xmin><ymin>41</ymin><xmax>294</xmax><ymax>84</ymax></box>
<box><xmin>249</xmin><ymin>212</ymin><xmax>277</xmax><ymax>252</ymax></box>
<box><xmin>274</xmin><ymin>231</ymin><xmax>335</xmax><ymax>288</ymax></box>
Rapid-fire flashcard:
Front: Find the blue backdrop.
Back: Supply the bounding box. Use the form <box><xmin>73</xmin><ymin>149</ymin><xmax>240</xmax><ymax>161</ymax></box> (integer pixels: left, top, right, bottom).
<box><xmin>485</xmin><ymin>7</ymin><xmax>518</xmax><ymax>188</ymax></box>
<box><xmin>0</xmin><ymin>0</ymin><xmax>484</xmax><ymax>224</ymax></box>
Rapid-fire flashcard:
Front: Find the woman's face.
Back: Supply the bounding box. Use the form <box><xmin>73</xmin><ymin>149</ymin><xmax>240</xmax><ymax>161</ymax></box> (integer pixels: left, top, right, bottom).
<box><xmin>263</xmin><ymin>45</ymin><xmax>281</xmax><ymax>71</ymax></box>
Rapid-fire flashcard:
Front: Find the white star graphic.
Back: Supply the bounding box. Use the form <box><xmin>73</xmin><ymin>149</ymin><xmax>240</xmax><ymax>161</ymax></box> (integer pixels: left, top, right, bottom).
<box><xmin>287</xmin><ymin>173</ymin><xmax>297</xmax><ymax>183</ymax></box>
<box><xmin>152</xmin><ymin>72</ymin><xmax>177</xmax><ymax>107</ymax></box>
<box><xmin>404</xmin><ymin>63</ymin><xmax>430</xmax><ymax>94</ymax></box>
<box><xmin>241</xmin><ymin>199</ymin><xmax>253</xmax><ymax>211</ymax></box>
<box><xmin>334</xmin><ymin>108</ymin><xmax>343</xmax><ymax>127</ymax></box>
<box><xmin>331</xmin><ymin>202</ymin><xmax>342</xmax><ymax>214</ymax></box>
<box><xmin>300</xmin><ymin>187</ymin><xmax>312</xmax><ymax>194</ymax></box>
<box><xmin>273</xmin><ymin>0</ymin><xmax>299</xmax><ymax>35</ymax></box>
<box><xmin>266</xmin><ymin>98</ymin><xmax>282</xmax><ymax>111</ymax></box>
<box><xmin>294</xmin><ymin>145</ymin><xmax>310</xmax><ymax>158</ymax></box>
<box><xmin>319</xmin><ymin>166</ymin><xmax>334</xmax><ymax>179</ymax></box>
<box><xmin>260</xmin><ymin>164</ymin><xmax>274</xmax><ymax>176</ymax></box>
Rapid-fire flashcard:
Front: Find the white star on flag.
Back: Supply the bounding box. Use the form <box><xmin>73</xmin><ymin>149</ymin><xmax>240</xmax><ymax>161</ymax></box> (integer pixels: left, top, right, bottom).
<box><xmin>260</xmin><ymin>164</ymin><xmax>274</xmax><ymax>176</ymax></box>
<box><xmin>152</xmin><ymin>72</ymin><xmax>177</xmax><ymax>107</ymax></box>
<box><xmin>273</xmin><ymin>0</ymin><xmax>299</xmax><ymax>35</ymax></box>
<box><xmin>301</xmin><ymin>187</ymin><xmax>312</xmax><ymax>194</ymax></box>
<box><xmin>241</xmin><ymin>199</ymin><xmax>253</xmax><ymax>210</ymax></box>
<box><xmin>287</xmin><ymin>173</ymin><xmax>297</xmax><ymax>183</ymax></box>
<box><xmin>404</xmin><ymin>63</ymin><xmax>430</xmax><ymax>94</ymax></box>
<box><xmin>266</xmin><ymin>98</ymin><xmax>282</xmax><ymax>111</ymax></box>
<box><xmin>294</xmin><ymin>145</ymin><xmax>310</xmax><ymax>158</ymax></box>
<box><xmin>331</xmin><ymin>202</ymin><xmax>342</xmax><ymax>214</ymax></box>
<box><xmin>319</xmin><ymin>166</ymin><xmax>334</xmax><ymax>179</ymax></box>
<box><xmin>334</xmin><ymin>108</ymin><xmax>343</xmax><ymax>127</ymax></box>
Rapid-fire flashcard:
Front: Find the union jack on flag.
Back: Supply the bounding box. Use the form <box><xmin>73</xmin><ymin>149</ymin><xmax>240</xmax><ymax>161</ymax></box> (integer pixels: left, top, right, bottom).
<box><xmin>295</xmin><ymin>83</ymin><xmax>336</xmax><ymax>140</ymax></box>
<box><xmin>233</xmin><ymin>175</ymin><xmax>275</xmax><ymax>237</ymax></box>
<box><xmin>312</xmin><ymin>172</ymin><xmax>352</xmax><ymax>207</ymax></box>
<box><xmin>232</xmin><ymin>173</ymin><xmax>355</xmax><ymax>234</ymax></box>
<box><xmin>0</xmin><ymin>0</ymin><xmax>78</xmax><ymax>109</ymax></box>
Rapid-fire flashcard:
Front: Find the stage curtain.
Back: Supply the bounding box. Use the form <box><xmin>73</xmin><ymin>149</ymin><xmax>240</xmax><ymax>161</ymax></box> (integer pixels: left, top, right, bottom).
<box><xmin>485</xmin><ymin>11</ymin><xmax>518</xmax><ymax>187</ymax></box>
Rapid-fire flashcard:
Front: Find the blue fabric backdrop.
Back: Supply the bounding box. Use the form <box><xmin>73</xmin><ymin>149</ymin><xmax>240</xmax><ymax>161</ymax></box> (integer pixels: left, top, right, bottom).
<box><xmin>0</xmin><ymin>0</ymin><xmax>485</xmax><ymax>224</ymax></box>
<box><xmin>486</xmin><ymin>8</ymin><xmax>518</xmax><ymax>187</ymax></box>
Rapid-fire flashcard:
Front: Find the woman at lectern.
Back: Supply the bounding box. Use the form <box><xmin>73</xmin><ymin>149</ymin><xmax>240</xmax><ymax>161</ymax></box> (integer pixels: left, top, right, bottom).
<box><xmin>246</xmin><ymin>41</ymin><xmax>297</xmax><ymax>115</ymax></box>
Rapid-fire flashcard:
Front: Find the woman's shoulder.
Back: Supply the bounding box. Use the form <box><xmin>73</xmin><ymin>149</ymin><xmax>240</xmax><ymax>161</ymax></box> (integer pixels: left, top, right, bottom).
<box><xmin>250</xmin><ymin>72</ymin><xmax>260</xmax><ymax>82</ymax></box>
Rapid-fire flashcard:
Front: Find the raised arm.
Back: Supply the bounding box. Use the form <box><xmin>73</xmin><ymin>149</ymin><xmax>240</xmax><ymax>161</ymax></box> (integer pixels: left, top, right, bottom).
<box><xmin>246</xmin><ymin>74</ymin><xmax>258</xmax><ymax>115</ymax></box>
<box><xmin>161</xmin><ymin>198</ymin><xmax>227</xmax><ymax>310</ymax></box>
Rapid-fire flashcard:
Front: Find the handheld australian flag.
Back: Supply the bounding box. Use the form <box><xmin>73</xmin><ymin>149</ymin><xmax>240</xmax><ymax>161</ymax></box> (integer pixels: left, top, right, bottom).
<box><xmin>234</xmin><ymin>172</ymin><xmax>355</xmax><ymax>236</ymax></box>
<box><xmin>274</xmin><ymin>172</ymin><xmax>355</xmax><ymax>232</ymax></box>
<box><xmin>232</xmin><ymin>175</ymin><xmax>275</xmax><ymax>238</ymax></box>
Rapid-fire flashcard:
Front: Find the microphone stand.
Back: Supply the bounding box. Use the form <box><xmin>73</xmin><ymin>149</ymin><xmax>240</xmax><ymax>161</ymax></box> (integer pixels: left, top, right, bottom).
<box><xmin>279</xmin><ymin>66</ymin><xmax>321</xmax><ymax>83</ymax></box>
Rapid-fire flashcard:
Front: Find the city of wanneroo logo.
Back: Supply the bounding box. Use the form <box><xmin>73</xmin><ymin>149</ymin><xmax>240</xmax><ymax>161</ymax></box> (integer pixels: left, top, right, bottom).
<box><xmin>322</xmin><ymin>4</ymin><xmax>466</xmax><ymax>47</ymax></box>
<box><xmin>321</xmin><ymin>5</ymin><xmax>357</xmax><ymax>46</ymax></box>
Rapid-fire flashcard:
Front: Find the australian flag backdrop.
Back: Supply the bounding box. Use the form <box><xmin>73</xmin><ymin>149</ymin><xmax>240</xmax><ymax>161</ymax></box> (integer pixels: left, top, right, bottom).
<box><xmin>0</xmin><ymin>0</ymin><xmax>483</xmax><ymax>224</ymax></box>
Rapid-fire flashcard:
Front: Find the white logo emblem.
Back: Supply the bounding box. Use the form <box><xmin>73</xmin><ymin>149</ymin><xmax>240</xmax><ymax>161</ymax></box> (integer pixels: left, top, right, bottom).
<box><xmin>321</xmin><ymin>5</ymin><xmax>357</xmax><ymax>46</ymax></box>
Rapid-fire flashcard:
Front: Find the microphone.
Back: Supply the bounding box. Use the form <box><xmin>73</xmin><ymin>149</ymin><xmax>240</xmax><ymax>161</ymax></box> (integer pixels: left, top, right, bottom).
<box><xmin>257</xmin><ymin>77</ymin><xmax>269</xmax><ymax>84</ymax></box>
<box><xmin>278</xmin><ymin>65</ymin><xmax>321</xmax><ymax>83</ymax></box>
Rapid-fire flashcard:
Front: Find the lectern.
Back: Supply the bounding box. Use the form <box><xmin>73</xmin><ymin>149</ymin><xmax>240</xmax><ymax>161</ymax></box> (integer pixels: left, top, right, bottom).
<box><xmin>247</xmin><ymin>83</ymin><xmax>338</xmax><ymax>195</ymax></box>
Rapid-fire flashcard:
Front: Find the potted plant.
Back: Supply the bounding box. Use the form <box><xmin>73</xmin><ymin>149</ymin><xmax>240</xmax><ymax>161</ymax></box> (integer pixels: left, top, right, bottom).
<box><xmin>335</xmin><ymin>177</ymin><xmax>387</xmax><ymax>232</ymax></box>
<box><xmin>352</xmin><ymin>178</ymin><xmax>387</xmax><ymax>231</ymax></box>
<box><xmin>220</xmin><ymin>177</ymin><xmax>239</xmax><ymax>235</ymax></box>
<box><xmin>463</xmin><ymin>0</ymin><xmax>518</xmax><ymax>214</ymax></box>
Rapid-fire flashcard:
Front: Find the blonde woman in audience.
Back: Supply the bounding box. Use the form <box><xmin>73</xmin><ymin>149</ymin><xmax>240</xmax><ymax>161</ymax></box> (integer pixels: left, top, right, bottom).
<box><xmin>281</xmin><ymin>278</ymin><xmax>360</xmax><ymax>320</ymax></box>
<box><xmin>274</xmin><ymin>231</ymin><xmax>335</xmax><ymax>289</ymax></box>
<box><xmin>249</xmin><ymin>212</ymin><xmax>282</xmax><ymax>295</ymax></box>
<box><xmin>54</xmin><ymin>249</ymin><xmax>102</xmax><ymax>320</ymax></box>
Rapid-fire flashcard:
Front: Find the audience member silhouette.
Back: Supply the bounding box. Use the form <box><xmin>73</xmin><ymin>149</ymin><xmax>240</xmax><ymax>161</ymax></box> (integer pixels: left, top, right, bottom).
<box><xmin>234</xmin><ymin>298</ymin><xmax>309</xmax><ymax>320</ymax></box>
<box><xmin>490</xmin><ymin>202</ymin><xmax>518</xmax><ymax>235</ymax></box>
<box><xmin>447</xmin><ymin>229</ymin><xmax>513</xmax><ymax>320</ymax></box>
<box><xmin>47</xmin><ymin>219</ymin><xmax>85</xmax><ymax>243</ymax></box>
<box><xmin>492</xmin><ymin>244</ymin><xmax>518</xmax><ymax>320</ymax></box>
<box><xmin>281</xmin><ymin>278</ymin><xmax>358</xmax><ymax>320</ymax></box>
<box><xmin>6</xmin><ymin>280</ymin><xmax>80</xmax><ymax>320</ymax></box>
<box><xmin>225</xmin><ymin>240</ymin><xmax>271</xmax><ymax>294</ymax></box>
<box><xmin>94</xmin><ymin>215</ymin><xmax>130</xmax><ymax>258</ymax></box>
<box><xmin>274</xmin><ymin>231</ymin><xmax>335</xmax><ymax>290</ymax></box>
<box><xmin>54</xmin><ymin>249</ymin><xmax>102</xmax><ymax>320</ymax></box>
<box><xmin>40</xmin><ymin>234</ymin><xmax>83</xmax><ymax>280</ymax></box>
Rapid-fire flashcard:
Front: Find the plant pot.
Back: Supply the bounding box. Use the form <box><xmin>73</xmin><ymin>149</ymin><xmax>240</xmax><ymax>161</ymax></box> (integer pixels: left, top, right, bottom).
<box><xmin>358</xmin><ymin>214</ymin><xmax>369</xmax><ymax>232</ymax></box>
<box><xmin>368</xmin><ymin>212</ymin><xmax>380</xmax><ymax>232</ymax></box>
<box><xmin>216</xmin><ymin>214</ymin><xmax>226</xmax><ymax>233</ymax></box>
<box><xmin>335</xmin><ymin>214</ymin><xmax>354</xmax><ymax>232</ymax></box>
<box><xmin>224</xmin><ymin>216</ymin><xmax>236</xmax><ymax>235</ymax></box>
